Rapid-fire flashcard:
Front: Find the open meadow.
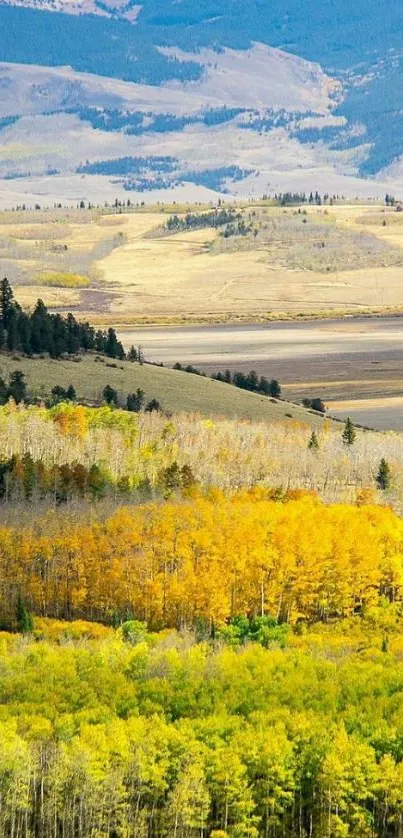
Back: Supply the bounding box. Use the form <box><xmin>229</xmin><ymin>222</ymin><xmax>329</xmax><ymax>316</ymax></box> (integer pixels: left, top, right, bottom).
<box><xmin>3</xmin><ymin>201</ymin><xmax>403</xmax><ymax>427</ymax></box>
<box><xmin>2</xmin><ymin>201</ymin><xmax>403</xmax><ymax>325</ymax></box>
<box><xmin>0</xmin><ymin>352</ymin><xmax>327</xmax><ymax>425</ymax></box>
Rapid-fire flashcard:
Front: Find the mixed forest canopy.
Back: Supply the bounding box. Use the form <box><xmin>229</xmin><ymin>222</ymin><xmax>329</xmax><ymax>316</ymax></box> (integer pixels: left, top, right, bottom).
<box><xmin>0</xmin><ymin>397</ymin><xmax>401</xmax><ymax>836</ymax></box>
<box><xmin>1</xmin><ymin>207</ymin><xmax>403</xmax><ymax>834</ymax></box>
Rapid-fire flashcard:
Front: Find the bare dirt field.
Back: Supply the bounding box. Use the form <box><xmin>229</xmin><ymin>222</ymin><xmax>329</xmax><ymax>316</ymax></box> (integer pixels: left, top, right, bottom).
<box><xmin>119</xmin><ymin>317</ymin><xmax>403</xmax><ymax>430</ymax></box>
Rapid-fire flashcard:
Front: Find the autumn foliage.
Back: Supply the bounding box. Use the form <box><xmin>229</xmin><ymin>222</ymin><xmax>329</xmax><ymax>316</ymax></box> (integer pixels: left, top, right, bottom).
<box><xmin>1</xmin><ymin>492</ymin><xmax>403</xmax><ymax>628</ymax></box>
<box><xmin>0</xmin><ymin>615</ymin><xmax>403</xmax><ymax>836</ymax></box>
<box><xmin>1</xmin><ymin>394</ymin><xmax>403</xmax><ymax>836</ymax></box>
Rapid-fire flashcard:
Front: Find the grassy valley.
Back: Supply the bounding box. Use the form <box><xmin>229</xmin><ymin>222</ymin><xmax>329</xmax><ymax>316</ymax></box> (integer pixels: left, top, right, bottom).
<box><xmin>3</xmin><ymin>201</ymin><xmax>403</xmax><ymax>324</ymax></box>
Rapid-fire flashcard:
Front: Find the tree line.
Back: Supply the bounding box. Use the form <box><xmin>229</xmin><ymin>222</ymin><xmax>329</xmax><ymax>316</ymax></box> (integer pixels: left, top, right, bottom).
<box><xmin>166</xmin><ymin>208</ymin><xmax>240</xmax><ymax>233</ymax></box>
<box><xmin>270</xmin><ymin>191</ymin><xmax>337</xmax><ymax>206</ymax></box>
<box><xmin>174</xmin><ymin>364</ymin><xmax>282</xmax><ymax>399</ymax></box>
<box><xmin>0</xmin><ymin>369</ymin><xmax>165</xmax><ymax>418</ymax></box>
<box><xmin>0</xmin><ymin>452</ymin><xmax>196</xmax><ymax>506</ymax></box>
<box><xmin>0</xmin><ymin>454</ymin><xmax>110</xmax><ymax>503</ymax></box>
<box><xmin>0</xmin><ymin>277</ymin><xmax>125</xmax><ymax>359</ymax></box>
<box><xmin>213</xmin><ymin>369</ymin><xmax>281</xmax><ymax>398</ymax></box>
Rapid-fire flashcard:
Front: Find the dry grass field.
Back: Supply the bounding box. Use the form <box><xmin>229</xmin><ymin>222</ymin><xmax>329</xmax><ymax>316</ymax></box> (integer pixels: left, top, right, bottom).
<box><xmin>0</xmin><ymin>201</ymin><xmax>402</xmax><ymax>325</ymax></box>
<box><xmin>0</xmin><ymin>353</ymin><xmax>326</xmax><ymax>425</ymax></box>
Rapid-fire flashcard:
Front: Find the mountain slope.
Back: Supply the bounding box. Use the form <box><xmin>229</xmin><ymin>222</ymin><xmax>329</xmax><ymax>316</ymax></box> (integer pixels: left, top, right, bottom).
<box><xmin>0</xmin><ymin>0</ymin><xmax>401</xmax><ymax>204</ymax></box>
<box><xmin>4</xmin><ymin>0</ymin><xmax>402</xmax><ymax>69</ymax></box>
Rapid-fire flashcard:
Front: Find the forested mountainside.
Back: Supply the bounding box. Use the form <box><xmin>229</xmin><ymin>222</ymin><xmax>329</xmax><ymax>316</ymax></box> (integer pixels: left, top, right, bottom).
<box><xmin>0</xmin><ymin>0</ymin><xmax>402</xmax><ymax>202</ymax></box>
<box><xmin>2</xmin><ymin>0</ymin><xmax>402</xmax><ymax>68</ymax></box>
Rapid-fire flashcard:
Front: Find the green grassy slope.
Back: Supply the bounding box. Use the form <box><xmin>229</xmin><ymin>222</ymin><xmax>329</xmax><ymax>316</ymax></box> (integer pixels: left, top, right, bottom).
<box><xmin>0</xmin><ymin>354</ymin><xmax>325</xmax><ymax>425</ymax></box>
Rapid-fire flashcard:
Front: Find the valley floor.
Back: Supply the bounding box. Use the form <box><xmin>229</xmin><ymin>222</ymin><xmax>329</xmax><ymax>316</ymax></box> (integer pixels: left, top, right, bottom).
<box><xmin>4</xmin><ymin>202</ymin><xmax>403</xmax><ymax>429</ymax></box>
<box><xmin>119</xmin><ymin>317</ymin><xmax>403</xmax><ymax>430</ymax></box>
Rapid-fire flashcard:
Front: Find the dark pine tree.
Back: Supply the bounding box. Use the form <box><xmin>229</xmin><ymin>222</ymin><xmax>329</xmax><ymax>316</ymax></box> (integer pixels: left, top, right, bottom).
<box><xmin>16</xmin><ymin>594</ymin><xmax>34</xmax><ymax>634</ymax></box>
<box><xmin>145</xmin><ymin>398</ymin><xmax>161</xmax><ymax>413</ymax></box>
<box><xmin>8</xmin><ymin>370</ymin><xmax>26</xmax><ymax>404</ymax></box>
<box><xmin>30</xmin><ymin>300</ymin><xmax>53</xmax><ymax>355</ymax></box>
<box><xmin>127</xmin><ymin>389</ymin><xmax>145</xmax><ymax>412</ymax></box>
<box><xmin>105</xmin><ymin>328</ymin><xmax>120</xmax><ymax>359</ymax></box>
<box><xmin>0</xmin><ymin>277</ymin><xmax>15</xmax><ymax>329</ymax></box>
<box><xmin>6</xmin><ymin>307</ymin><xmax>20</xmax><ymax>352</ymax></box>
<box><xmin>18</xmin><ymin>312</ymin><xmax>32</xmax><ymax>356</ymax></box>
<box><xmin>269</xmin><ymin>379</ymin><xmax>281</xmax><ymax>399</ymax></box>
<box><xmin>127</xmin><ymin>345</ymin><xmax>138</xmax><ymax>362</ymax></box>
<box><xmin>103</xmin><ymin>384</ymin><xmax>118</xmax><ymax>406</ymax></box>
<box><xmin>342</xmin><ymin>417</ymin><xmax>356</xmax><ymax>446</ymax></box>
<box><xmin>377</xmin><ymin>458</ymin><xmax>391</xmax><ymax>491</ymax></box>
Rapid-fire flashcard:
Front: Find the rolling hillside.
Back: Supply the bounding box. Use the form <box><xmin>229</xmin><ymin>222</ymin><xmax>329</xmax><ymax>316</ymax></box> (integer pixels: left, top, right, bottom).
<box><xmin>0</xmin><ymin>1</ymin><xmax>401</xmax><ymax>204</ymax></box>
<box><xmin>0</xmin><ymin>352</ymin><xmax>326</xmax><ymax>424</ymax></box>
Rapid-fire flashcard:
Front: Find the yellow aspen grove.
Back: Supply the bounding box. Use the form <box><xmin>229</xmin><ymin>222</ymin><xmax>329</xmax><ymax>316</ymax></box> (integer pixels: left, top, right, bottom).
<box><xmin>1</xmin><ymin>492</ymin><xmax>403</xmax><ymax>628</ymax></box>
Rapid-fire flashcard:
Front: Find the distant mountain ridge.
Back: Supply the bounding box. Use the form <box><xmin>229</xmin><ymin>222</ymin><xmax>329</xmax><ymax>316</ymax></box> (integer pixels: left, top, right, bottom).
<box><xmin>0</xmin><ymin>0</ymin><xmax>401</xmax><ymax>204</ymax></box>
<box><xmin>0</xmin><ymin>0</ymin><xmax>141</xmax><ymax>20</ymax></box>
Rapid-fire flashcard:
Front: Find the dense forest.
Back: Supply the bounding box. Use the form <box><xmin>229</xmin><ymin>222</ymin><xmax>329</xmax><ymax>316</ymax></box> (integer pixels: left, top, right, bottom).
<box><xmin>72</xmin><ymin>107</ymin><xmax>244</xmax><ymax>135</ymax></box>
<box><xmin>0</xmin><ymin>277</ymin><xmax>125</xmax><ymax>359</ymax></box>
<box><xmin>2</xmin><ymin>0</ymin><xmax>401</xmax><ymax>76</ymax></box>
<box><xmin>0</xmin><ymin>398</ymin><xmax>401</xmax><ymax>835</ymax></box>
<box><xmin>1</xmin><ymin>594</ymin><xmax>403</xmax><ymax>835</ymax></box>
<box><xmin>165</xmin><ymin>209</ymin><xmax>241</xmax><ymax>233</ymax></box>
<box><xmin>0</xmin><ymin>4</ymin><xmax>203</xmax><ymax>85</ymax></box>
<box><xmin>77</xmin><ymin>156</ymin><xmax>177</xmax><ymax>177</ymax></box>
<box><xmin>0</xmin><ymin>492</ymin><xmax>402</xmax><ymax>627</ymax></box>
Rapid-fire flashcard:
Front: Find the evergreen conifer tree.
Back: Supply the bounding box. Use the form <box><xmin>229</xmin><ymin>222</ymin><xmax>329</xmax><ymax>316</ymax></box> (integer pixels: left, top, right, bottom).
<box><xmin>308</xmin><ymin>431</ymin><xmax>319</xmax><ymax>451</ymax></box>
<box><xmin>103</xmin><ymin>385</ymin><xmax>118</xmax><ymax>406</ymax></box>
<box><xmin>8</xmin><ymin>370</ymin><xmax>26</xmax><ymax>404</ymax></box>
<box><xmin>377</xmin><ymin>458</ymin><xmax>391</xmax><ymax>491</ymax></box>
<box><xmin>127</xmin><ymin>389</ymin><xmax>145</xmax><ymax>412</ymax></box>
<box><xmin>16</xmin><ymin>594</ymin><xmax>33</xmax><ymax>633</ymax></box>
<box><xmin>128</xmin><ymin>345</ymin><xmax>138</xmax><ymax>362</ymax></box>
<box><xmin>0</xmin><ymin>277</ymin><xmax>14</xmax><ymax>328</ymax></box>
<box><xmin>269</xmin><ymin>379</ymin><xmax>281</xmax><ymax>398</ymax></box>
<box><xmin>342</xmin><ymin>417</ymin><xmax>356</xmax><ymax>446</ymax></box>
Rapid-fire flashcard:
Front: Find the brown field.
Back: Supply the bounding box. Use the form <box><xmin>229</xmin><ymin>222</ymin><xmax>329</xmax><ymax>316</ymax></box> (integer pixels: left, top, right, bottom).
<box><xmin>0</xmin><ymin>202</ymin><xmax>403</xmax><ymax>325</ymax></box>
<box><xmin>93</xmin><ymin>205</ymin><xmax>403</xmax><ymax>323</ymax></box>
<box><xmin>119</xmin><ymin>318</ymin><xmax>403</xmax><ymax>430</ymax></box>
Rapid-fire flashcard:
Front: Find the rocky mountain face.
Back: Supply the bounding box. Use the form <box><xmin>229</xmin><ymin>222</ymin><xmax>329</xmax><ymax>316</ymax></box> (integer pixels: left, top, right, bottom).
<box><xmin>0</xmin><ymin>0</ymin><xmax>401</xmax><ymax>205</ymax></box>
